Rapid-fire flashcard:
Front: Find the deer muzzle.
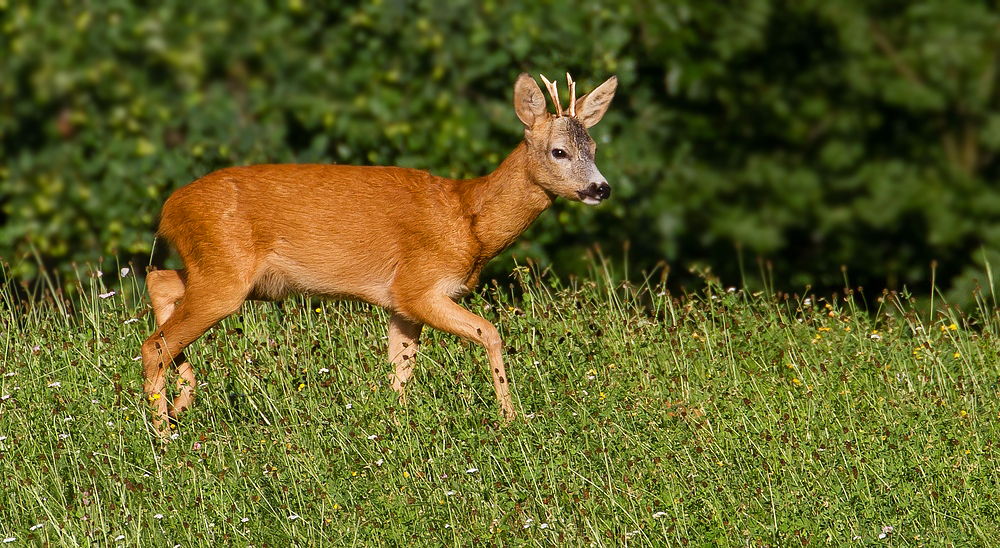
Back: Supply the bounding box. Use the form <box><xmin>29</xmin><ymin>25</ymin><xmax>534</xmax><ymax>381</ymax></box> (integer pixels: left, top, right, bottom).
<box><xmin>577</xmin><ymin>181</ymin><xmax>611</xmax><ymax>205</ymax></box>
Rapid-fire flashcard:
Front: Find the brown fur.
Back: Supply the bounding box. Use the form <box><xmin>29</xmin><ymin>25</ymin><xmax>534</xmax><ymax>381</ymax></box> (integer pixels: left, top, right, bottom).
<box><xmin>142</xmin><ymin>73</ymin><xmax>617</xmax><ymax>438</ymax></box>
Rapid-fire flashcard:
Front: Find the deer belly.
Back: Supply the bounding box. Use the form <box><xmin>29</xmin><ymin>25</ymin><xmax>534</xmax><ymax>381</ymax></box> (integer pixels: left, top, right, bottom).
<box><xmin>251</xmin><ymin>246</ymin><xmax>396</xmax><ymax>308</ymax></box>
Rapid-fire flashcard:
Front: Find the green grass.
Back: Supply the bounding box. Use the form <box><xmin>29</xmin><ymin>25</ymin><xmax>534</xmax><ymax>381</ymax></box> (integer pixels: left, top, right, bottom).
<box><xmin>2</xmin><ymin>261</ymin><xmax>1000</xmax><ymax>546</ymax></box>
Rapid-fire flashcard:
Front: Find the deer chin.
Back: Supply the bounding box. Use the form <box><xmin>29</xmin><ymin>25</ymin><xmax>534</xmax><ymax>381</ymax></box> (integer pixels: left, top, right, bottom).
<box><xmin>576</xmin><ymin>181</ymin><xmax>611</xmax><ymax>205</ymax></box>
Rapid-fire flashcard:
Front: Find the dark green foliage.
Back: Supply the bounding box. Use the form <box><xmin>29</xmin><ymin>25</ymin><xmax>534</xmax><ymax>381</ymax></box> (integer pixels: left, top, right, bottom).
<box><xmin>2</xmin><ymin>0</ymin><xmax>999</xmax><ymax>297</ymax></box>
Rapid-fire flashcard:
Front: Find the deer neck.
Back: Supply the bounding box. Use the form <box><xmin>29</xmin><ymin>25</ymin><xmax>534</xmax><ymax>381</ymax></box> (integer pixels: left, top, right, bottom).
<box><xmin>460</xmin><ymin>142</ymin><xmax>553</xmax><ymax>262</ymax></box>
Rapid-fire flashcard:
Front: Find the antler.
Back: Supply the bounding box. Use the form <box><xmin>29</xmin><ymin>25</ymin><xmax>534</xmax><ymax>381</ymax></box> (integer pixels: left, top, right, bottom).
<box><xmin>567</xmin><ymin>73</ymin><xmax>576</xmax><ymax>117</ymax></box>
<box><xmin>540</xmin><ymin>73</ymin><xmax>579</xmax><ymax>117</ymax></box>
<box><xmin>539</xmin><ymin>74</ymin><xmax>563</xmax><ymax>117</ymax></box>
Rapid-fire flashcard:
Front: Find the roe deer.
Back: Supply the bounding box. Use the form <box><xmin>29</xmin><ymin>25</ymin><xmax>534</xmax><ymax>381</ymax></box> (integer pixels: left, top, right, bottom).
<box><xmin>142</xmin><ymin>72</ymin><xmax>617</xmax><ymax>437</ymax></box>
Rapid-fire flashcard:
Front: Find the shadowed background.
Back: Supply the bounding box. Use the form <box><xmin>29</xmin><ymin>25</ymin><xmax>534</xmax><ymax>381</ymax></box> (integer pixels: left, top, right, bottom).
<box><xmin>2</xmin><ymin>0</ymin><xmax>1000</xmax><ymax>301</ymax></box>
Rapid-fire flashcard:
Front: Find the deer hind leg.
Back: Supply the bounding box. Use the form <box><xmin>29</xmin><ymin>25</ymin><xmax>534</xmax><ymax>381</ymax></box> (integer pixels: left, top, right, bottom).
<box><xmin>147</xmin><ymin>269</ymin><xmax>187</xmax><ymax>327</ymax></box>
<box><xmin>146</xmin><ymin>269</ymin><xmax>198</xmax><ymax>422</ymax></box>
<box><xmin>142</xmin><ymin>276</ymin><xmax>247</xmax><ymax>438</ymax></box>
<box><xmin>403</xmin><ymin>294</ymin><xmax>515</xmax><ymax>421</ymax></box>
<box><xmin>388</xmin><ymin>313</ymin><xmax>423</xmax><ymax>404</ymax></box>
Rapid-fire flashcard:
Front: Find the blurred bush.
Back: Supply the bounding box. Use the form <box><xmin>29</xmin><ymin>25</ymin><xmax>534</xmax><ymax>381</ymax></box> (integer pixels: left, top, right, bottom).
<box><xmin>1</xmin><ymin>0</ymin><xmax>999</xmax><ymax>300</ymax></box>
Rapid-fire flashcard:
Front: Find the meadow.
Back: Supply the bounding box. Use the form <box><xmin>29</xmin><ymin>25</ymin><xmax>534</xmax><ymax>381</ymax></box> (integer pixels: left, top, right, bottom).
<box><xmin>2</xmin><ymin>259</ymin><xmax>999</xmax><ymax>546</ymax></box>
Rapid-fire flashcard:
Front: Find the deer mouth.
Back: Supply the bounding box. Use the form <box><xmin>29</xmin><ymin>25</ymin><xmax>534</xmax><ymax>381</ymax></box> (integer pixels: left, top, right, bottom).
<box><xmin>577</xmin><ymin>182</ymin><xmax>611</xmax><ymax>205</ymax></box>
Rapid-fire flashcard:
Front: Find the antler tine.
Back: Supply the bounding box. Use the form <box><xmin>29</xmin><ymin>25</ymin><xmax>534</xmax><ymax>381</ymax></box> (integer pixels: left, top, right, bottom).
<box><xmin>539</xmin><ymin>74</ymin><xmax>563</xmax><ymax>117</ymax></box>
<box><xmin>566</xmin><ymin>73</ymin><xmax>576</xmax><ymax>117</ymax></box>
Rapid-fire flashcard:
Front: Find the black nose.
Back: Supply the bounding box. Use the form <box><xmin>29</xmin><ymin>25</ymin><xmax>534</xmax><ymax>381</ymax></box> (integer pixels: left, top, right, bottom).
<box><xmin>577</xmin><ymin>181</ymin><xmax>611</xmax><ymax>203</ymax></box>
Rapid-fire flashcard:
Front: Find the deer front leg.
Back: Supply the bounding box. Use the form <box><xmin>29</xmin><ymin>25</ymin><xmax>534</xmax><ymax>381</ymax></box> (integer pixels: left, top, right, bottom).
<box><xmin>403</xmin><ymin>295</ymin><xmax>515</xmax><ymax>421</ymax></box>
<box><xmin>388</xmin><ymin>313</ymin><xmax>423</xmax><ymax>403</ymax></box>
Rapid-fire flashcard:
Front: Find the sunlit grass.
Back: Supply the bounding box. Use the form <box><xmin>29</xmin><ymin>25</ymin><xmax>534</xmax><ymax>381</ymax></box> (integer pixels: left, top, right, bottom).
<box><xmin>2</xmin><ymin>260</ymin><xmax>1000</xmax><ymax>545</ymax></box>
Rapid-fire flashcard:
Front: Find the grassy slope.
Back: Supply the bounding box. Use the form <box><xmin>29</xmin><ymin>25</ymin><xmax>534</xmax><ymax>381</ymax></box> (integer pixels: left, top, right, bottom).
<box><xmin>2</xmin><ymin>263</ymin><xmax>999</xmax><ymax>546</ymax></box>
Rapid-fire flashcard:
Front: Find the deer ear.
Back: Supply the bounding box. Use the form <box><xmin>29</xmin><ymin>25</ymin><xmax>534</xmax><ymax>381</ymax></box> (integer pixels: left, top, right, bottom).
<box><xmin>514</xmin><ymin>73</ymin><xmax>547</xmax><ymax>129</ymax></box>
<box><xmin>574</xmin><ymin>76</ymin><xmax>618</xmax><ymax>128</ymax></box>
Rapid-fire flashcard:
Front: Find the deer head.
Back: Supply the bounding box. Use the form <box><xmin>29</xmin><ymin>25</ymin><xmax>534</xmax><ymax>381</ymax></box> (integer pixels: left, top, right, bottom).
<box><xmin>513</xmin><ymin>72</ymin><xmax>618</xmax><ymax>205</ymax></box>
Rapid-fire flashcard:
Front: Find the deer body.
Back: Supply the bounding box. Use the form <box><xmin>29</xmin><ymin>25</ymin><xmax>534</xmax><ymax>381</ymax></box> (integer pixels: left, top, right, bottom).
<box><xmin>143</xmin><ymin>73</ymin><xmax>617</xmax><ymax>437</ymax></box>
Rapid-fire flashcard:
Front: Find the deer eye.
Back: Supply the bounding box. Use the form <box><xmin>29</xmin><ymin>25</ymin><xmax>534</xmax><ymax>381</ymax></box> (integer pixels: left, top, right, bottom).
<box><xmin>551</xmin><ymin>148</ymin><xmax>568</xmax><ymax>159</ymax></box>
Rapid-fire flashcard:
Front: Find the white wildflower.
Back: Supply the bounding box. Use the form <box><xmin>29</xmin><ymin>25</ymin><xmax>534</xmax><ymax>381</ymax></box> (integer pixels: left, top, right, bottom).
<box><xmin>465</xmin><ymin>467</ymin><xmax>478</xmax><ymax>474</ymax></box>
<box><xmin>652</xmin><ymin>511</ymin><xmax>668</xmax><ymax>519</ymax></box>
<box><xmin>99</xmin><ymin>291</ymin><xmax>116</xmax><ymax>299</ymax></box>
<box><xmin>288</xmin><ymin>514</ymin><xmax>300</xmax><ymax>520</ymax></box>
<box><xmin>48</xmin><ymin>381</ymin><xmax>61</xmax><ymax>388</ymax></box>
